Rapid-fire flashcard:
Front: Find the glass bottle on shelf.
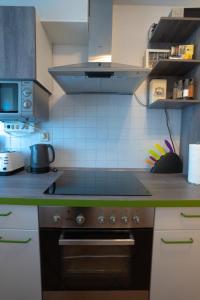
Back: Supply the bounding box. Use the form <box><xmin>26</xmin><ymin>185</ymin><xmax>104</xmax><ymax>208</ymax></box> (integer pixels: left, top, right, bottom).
<box><xmin>173</xmin><ymin>81</ymin><xmax>178</xmax><ymax>99</ymax></box>
<box><xmin>188</xmin><ymin>79</ymin><xmax>194</xmax><ymax>99</ymax></box>
<box><xmin>176</xmin><ymin>80</ymin><xmax>183</xmax><ymax>99</ymax></box>
<box><xmin>183</xmin><ymin>79</ymin><xmax>189</xmax><ymax>99</ymax></box>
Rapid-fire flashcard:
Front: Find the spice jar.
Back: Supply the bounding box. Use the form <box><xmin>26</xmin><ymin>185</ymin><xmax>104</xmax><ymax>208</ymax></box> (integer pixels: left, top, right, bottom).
<box><xmin>176</xmin><ymin>80</ymin><xmax>183</xmax><ymax>99</ymax></box>
<box><xmin>173</xmin><ymin>81</ymin><xmax>178</xmax><ymax>99</ymax></box>
<box><xmin>183</xmin><ymin>79</ymin><xmax>189</xmax><ymax>99</ymax></box>
<box><xmin>188</xmin><ymin>79</ymin><xmax>194</xmax><ymax>99</ymax></box>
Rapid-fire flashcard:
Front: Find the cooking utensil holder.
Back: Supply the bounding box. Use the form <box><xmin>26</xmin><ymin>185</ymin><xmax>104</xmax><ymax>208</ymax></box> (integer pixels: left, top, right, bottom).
<box><xmin>151</xmin><ymin>152</ymin><xmax>183</xmax><ymax>173</ymax></box>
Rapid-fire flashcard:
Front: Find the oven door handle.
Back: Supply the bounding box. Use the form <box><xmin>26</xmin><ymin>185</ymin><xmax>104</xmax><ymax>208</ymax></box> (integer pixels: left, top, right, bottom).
<box><xmin>58</xmin><ymin>233</ymin><xmax>135</xmax><ymax>246</ymax></box>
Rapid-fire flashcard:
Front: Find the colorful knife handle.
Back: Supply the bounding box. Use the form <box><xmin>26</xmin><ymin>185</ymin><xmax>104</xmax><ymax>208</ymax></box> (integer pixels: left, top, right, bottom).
<box><xmin>149</xmin><ymin>150</ymin><xmax>160</xmax><ymax>160</ymax></box>
<box><xmin>155</xmin><ymin>144</ymin><xmax>166</xmax><ymax>155</ymax></box>
<box><xmin>146</xmin><ymin>159</ymin><xmax>154</xmax><ymax>166</ymax></box>
<box><xmin>149</xmin><ymin>156</ymin><xmax>157</xmax><ymax>162</ymax></box>
<box><xmin>165</xmin><ymin>139</ymin><xmax>174</xmax><ymax>153</ymax></box>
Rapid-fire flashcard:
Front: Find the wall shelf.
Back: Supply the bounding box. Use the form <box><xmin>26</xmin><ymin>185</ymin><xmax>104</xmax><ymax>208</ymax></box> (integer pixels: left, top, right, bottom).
<box><xmin>148</xmin><ymin>99</ymin><xmax>200</xmax><ymax>109</ymax></box>
<box><xmin>149</xmin><ymin>17</ymin><xmax>200</xmax><ymax>43</ymax></box>
<box><xmin>149</xmin><ymin>59</ymin><xmax>200</xmax><ymax>76</ymax></box>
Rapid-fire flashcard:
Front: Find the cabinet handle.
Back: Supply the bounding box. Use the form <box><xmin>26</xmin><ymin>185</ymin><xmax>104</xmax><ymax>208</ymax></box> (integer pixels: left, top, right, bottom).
<box><xmin>180</xmin><ymin>212</ymin><xmax>200</xmax><ymax>218</ymax></box>
<box><xmin>0</xmin><ymin>212</ymin><xmax>12</xmax><ymax>217</ymax></box>
<box><xmin>161</xmin><ymin>238</ymin><xmax>194</xmax><ymax>244</ymax></box>
<box><xmin>0</xmin><ymin>237</ymin><xmax>32</xmax><ymax>244</ymax></box>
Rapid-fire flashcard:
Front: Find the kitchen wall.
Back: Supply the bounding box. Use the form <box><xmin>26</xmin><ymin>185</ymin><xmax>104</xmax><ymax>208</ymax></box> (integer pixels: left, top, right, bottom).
<box><xmin>0</xmin><ymin>0</ymin><xmax>88</xmax><ymax>21</ymax></box>
<box><xmin>0</xmin><ymin>4</ymin><xmax>182</xmax><ymax>168</ymax></box>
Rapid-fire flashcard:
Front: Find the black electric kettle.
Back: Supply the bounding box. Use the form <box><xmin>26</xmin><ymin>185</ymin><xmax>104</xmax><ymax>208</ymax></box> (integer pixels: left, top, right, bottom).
<box><xmin>30</xmin><ymin>144</ymin><xmax>55</xmax><ymax>173</ymax></box>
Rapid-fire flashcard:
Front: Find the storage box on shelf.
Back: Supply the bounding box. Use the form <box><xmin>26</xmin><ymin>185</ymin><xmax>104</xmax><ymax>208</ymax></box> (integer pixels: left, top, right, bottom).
<box><xmin>147</xmin><ymin>17</ymin><xmax>200</xmax><ymax>109</ymax></box>
<box><xmin>144</xmin><ymin>49</ymin><xmax>170</xmax><ymax>69</ymax></box>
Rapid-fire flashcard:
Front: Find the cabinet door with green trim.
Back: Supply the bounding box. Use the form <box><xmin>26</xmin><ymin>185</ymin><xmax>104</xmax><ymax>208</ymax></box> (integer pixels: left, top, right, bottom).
<box><xmin>150</xmin><ymin>230</ymin><xmax>200</xmax><ymax>300</ymax></box>
<box><xmin>0</xmin><ymin>229</ymin><xmax>42</xmax><ymax>300</ymax></box>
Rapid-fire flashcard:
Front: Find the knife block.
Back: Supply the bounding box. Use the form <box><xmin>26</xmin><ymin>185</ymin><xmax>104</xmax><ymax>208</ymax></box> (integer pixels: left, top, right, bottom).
<box><xmin>151</xmin><ymin>152</ymin><xmax>183</xmax><ymax>173</ymax></box>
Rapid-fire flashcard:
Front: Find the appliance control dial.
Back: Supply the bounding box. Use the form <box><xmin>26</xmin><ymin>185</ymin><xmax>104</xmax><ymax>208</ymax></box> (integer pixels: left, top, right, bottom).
<box><xmin>109</xmin><ymin>215</ymin><xmax>116</xmax><ymax>225</ymax></box>
<box><xmin>76</xmin><ymin>214</ymin><xmax>85</xmax><ymax>225</ymax></box>
<box><xmin>22</xmin><ymin>88</ymin><xmax>32</xmax><ymax>97</ymax></box>
<box><xmin>121</xmin><ymin>216</ymin><xmax>129</xmax><ymax>224</ymax></box>
<box><xmin>98</xmin><ymin>216</ymin><xmax>105</xmax><ymax>224</ymax></box>
<box><xmin>132</xmin><ymin>215</ymin><xmax>140</xmax><ymax>224</ymax></box>
<box><xmin>23</xmin><ymin>100</ymin><xmax>32</xmax><ymax>109</ymax></box>
<box><xmin>53</xmin><ymin>215</ymin><xmax>61</xmax><ymax>223</ymax></box>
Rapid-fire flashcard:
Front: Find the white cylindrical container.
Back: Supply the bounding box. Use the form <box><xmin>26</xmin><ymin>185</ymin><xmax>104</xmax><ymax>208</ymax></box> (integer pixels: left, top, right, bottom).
<box><xmin>188</xmin><ymin>144</ymin><xmax>200</xmax><ymax>185</ymax></box>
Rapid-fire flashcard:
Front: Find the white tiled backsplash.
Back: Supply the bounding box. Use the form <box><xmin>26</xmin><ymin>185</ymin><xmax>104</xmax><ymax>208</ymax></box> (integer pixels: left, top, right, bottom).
<box><xmin>49</xmin><ymin>89</ymin><xmax>181</xmax><ymax>168</ymax></box>
<box><xmin>0</xmin><ymin>5</ymin><xmax>182</xmax><ymax>168</ymax></box>
<box><xmin>0</xmin><ymin>75</ymin><xmax>181</xmax><ymax>168</ymax></box>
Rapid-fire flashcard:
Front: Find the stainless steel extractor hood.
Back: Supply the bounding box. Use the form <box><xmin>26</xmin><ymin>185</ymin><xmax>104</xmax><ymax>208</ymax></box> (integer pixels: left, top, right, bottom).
<box><xmin>48</xmin><ymin>0</ymin><xmax>150</xmax><ymax>95</ymax></box>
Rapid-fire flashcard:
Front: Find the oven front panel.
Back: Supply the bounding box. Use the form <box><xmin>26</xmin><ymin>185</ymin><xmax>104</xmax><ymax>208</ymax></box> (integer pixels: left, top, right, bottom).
<box><xmin>40</xmin><ymin>228</ymin><xmax>153</xmax><ymax>292</ymax></box>
<box><xmin>39</xmin><ymin>207</ymin><xmax>154</xmax><ymax>229</ymax></box>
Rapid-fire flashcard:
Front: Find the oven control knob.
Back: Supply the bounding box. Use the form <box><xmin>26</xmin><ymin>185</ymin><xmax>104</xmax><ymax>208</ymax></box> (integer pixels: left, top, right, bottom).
<box><xmin>98</xmin><ymin>216</ymin><xmax>105</xmax><ymax>224</ymax></box>
<box><xmin>53</xmin><ymin>215</ymin><xmax>61</xmax><ymax>223</ymax></box>
<box><xmin>109</xmin><ymin>216</ymin><xmax>116</xmax><ymax>225</ymax></box>
<box><xmin>121</xmin><ymin>216</ymin><xmax>129</xmax><ymax>224</ymax></box>
<box><xmin>23</xmin><ymin>100</ymin><xmax>32</xmax><ymax>109</ymax></box>
<box><xmin>76</xmin><ymin>214</ymin><xmax>85</xmax><ymax>225</ymax></box>
<box><xmin>22</xmin><ymin>88</ymin><xmax>32</xmax><ymax>97</ymax></box>
<box><xmin>132</xmin><ymin>216</ymin><xmax>140</xmax><ymax>224</ymax></box>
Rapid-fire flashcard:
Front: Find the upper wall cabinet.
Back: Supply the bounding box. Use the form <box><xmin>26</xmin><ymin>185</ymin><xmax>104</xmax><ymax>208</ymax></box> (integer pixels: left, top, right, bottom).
<box><xmin>0</xmin><ymin>6</ymin><xmax>53</xmax><ymax>92</ymax></box>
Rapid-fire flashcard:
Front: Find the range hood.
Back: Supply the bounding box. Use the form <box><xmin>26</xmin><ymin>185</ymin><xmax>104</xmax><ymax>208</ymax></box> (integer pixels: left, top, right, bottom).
<box><xmin>48</xmin><ymin>0</ymin><xmax>150</xmax><ymax>95</ymax></box>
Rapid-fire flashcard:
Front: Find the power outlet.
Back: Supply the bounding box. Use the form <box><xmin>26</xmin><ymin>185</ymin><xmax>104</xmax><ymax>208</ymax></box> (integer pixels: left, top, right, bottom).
<box><xmin>40</xmin><ymin>131</ymin><xmax>49</xmax><ymax>142</ymax></box>
<box><xmin>4</xmin><ymin>122</ymin><xmax>35</xmax><ymax>134</ymax></box>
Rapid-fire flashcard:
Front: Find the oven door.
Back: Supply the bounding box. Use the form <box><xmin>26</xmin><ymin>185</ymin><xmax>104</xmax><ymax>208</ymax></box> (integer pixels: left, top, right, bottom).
<box><xmin>40</xmin><ymin>228</ymin><xmax>152</xmax><ymax>300</ymax></box>
<box><xmin>59</xmin><ymin>229</ymin><xmax>134</xmax><ymax>290</ymax></box>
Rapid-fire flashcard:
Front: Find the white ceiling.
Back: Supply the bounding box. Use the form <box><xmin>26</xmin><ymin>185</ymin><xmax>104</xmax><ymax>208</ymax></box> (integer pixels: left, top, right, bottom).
<box><xmin>114</xmin><ymin>0</ymin><xmax>200</xmax><ymax>6</ymax></box>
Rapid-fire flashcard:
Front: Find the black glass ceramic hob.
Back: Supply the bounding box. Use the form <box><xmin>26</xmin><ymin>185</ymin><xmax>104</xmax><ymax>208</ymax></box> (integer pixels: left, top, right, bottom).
<box><xmin>44</xmin><ymin>169</ymin><xmax>151</xmax><ymax>196</ymax></box>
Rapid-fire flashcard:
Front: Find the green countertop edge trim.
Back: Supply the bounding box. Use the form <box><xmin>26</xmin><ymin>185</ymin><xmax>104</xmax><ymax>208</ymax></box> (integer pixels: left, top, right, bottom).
<box><xmin>1</xmin><ymin>198</ymin><xmax>200</xmax><ymax>207</ymax></box>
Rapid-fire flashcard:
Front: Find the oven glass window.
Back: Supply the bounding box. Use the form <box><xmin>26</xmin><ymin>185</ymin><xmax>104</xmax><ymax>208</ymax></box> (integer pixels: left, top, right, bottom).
<box><xmin>40</xmin><ymin>229</ymin><xmax>153</xmax><ymax>292</ymax></box>
<box><xmin>61</xmin><ymin>244</ymin><xmax>132</xmax><ymax>290</ymax></box>
<box><xmin>0</xmin><ymin>83</ymin><xmax>18</xmax><ymax>113</ymax></box>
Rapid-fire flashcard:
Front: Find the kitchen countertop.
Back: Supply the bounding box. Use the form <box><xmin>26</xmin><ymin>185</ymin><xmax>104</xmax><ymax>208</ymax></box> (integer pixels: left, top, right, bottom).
<box><xmin>0</xmin><ymin>169</ymin><xmax>200</xmax><ymax>207</ymax></box>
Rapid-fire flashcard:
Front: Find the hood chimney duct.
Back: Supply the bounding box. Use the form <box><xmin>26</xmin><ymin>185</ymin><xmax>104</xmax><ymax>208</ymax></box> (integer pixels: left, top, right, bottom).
<box><xmin>88</xmin><ymin>0</ymin><xmax>113</xmax><ymax>63</ymax></box>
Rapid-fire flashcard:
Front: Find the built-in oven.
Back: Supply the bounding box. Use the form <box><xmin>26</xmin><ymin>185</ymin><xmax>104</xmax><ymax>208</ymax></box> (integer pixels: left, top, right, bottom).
<box><xmin>39</xmin><ymin>207</ymin><xmax>154</xmax><ymax>300</ymax></box>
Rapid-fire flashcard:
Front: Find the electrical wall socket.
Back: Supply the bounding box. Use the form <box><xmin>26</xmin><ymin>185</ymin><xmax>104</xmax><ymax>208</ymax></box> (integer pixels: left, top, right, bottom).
<box><xmin>40</xmin><ymin>131</ymin><xmax>49</xmax><ymax>142</ymax></box>
<box><xmin>4</xmin><ymin>122</ymin><xmax>35</xmax><ymax>134</ymax></box>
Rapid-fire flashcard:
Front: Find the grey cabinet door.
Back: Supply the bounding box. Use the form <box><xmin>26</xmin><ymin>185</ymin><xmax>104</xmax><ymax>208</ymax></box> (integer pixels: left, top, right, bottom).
<box><xmin>0</xmin><ymin>6</ymin><xmax>36</xmax><ymax>79</ymax></box>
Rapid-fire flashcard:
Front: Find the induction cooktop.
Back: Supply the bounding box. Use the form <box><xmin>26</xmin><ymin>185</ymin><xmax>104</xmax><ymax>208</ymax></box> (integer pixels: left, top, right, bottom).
<box><xmin>44</xmin><ymin>169</ymin><xmax>151</xmax><ymax>196</ymax></box>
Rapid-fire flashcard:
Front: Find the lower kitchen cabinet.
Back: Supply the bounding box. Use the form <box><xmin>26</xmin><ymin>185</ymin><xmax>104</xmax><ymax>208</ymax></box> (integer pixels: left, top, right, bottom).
<box><xmin>150</xmin><ymin>212</ymin><xmax>200</xmax><ymax>300</ymax></box>
<box><xmin>0</xmin><ymin>228</ymin><xmax>42</xmax><ymax>300</ymax></box>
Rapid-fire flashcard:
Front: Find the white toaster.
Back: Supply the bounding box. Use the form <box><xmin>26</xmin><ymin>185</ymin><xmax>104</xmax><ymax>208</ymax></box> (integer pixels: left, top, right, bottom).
<box><xmin>0</xmin><ymin>151</ymin><xmax>25</xmax><ymax>175</ymax></box>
